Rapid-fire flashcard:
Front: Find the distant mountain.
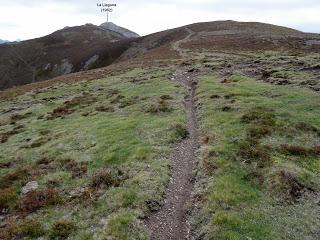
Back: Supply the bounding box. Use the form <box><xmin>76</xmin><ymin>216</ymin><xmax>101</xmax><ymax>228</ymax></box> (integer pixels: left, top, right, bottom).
<box><xmin>0</xmin><ymin>39</ymin><xmax>9</xmax><ymax>44</ymax></box>
<box><xmin>100</xmin><ymin>22</ymin><xmax>140</xmax><ymax>38</ymax></box>
<box><xmin>0</xmin><ymin>23</ymin><xmax>136</xmax><ymax>89</ymax></box>
<box><xmin>1</xmin><ymin>21</ymin><xmax>320</xmax><ymax>90</ymax></box>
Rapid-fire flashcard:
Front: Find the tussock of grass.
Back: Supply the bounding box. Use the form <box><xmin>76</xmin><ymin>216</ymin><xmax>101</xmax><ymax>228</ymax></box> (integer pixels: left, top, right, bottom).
<box><xmin>49</xmin><ymin>220</ymin><xmax>77</xmax><ymax>239</ymax></box>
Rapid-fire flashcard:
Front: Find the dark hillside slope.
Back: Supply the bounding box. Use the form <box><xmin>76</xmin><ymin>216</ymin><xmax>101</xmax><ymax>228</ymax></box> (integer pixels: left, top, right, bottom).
<box><xmin>0</xmin><ymin>24</ymin><xmax>135</xmax><ymax>89</ymax></box>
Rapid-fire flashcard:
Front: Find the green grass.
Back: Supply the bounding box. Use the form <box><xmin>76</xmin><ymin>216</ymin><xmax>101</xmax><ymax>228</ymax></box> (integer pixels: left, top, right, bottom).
<box><xmin>0</xmin><ymin>66</ymin><xmax>185</xmax><ymax>239</ymax></box>
<box><xmin>193</xmin><ymin>72</ymin><xmax>320</xmax><ymax>240</ymax></box>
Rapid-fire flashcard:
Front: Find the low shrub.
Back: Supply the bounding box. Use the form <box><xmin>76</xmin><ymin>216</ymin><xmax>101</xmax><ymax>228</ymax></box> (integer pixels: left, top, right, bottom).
<box><xmin>238</xmin><ymin>141</ymin><xmax>273</xmax><ymax>168</ymax></box>
<box><xmin>0</xmin><ymin>188</ymin><xmax>18</xmax><ymax>209</ymax></box>
<box><xmin>90</xmin><ymin>168</ymin><xmax>122</xmax><ymax>188</ymax></box>
<box><xmin>1</xmin><ymin>219</ymin><xmax>45</xmax><ymax>239</ymax></box>
<box><xmin>0</xmin><ymin>168</ymin><xmax>30</xmax><ymax>188</ymax></box>
<box><xmin>171</xmin><ymin>124</ymin><xmax>189</xmax><ymax>142</ymax></box>
<box><xmin>247</xmin><ymin>125</ymin><xmax>273</xmax><ymax>140</ymax></box>
<box><xmin>241</xmin><ymin>106</ymin><xmax>276</xmax><ymax>126</ymax></box>
<box><xmin>49</xmin><ymin>220</ymin><xmax>76</xmax><ymax>239</ymax></box>
<box><xmin>146</xmin><ymin>98</ymin><xmax>173</xmax><ymax>113</ymax></box>
<box><xmin>19</xmin><ymin>189</ymin><xmax>62</xmax><ymax>213</ymax></box>
<box><xmin>202</xmin><ymin>158</ymin><xmax>218</xmax><ymax>175</ymax></box>
<box><xmin>280</xmin><ymin>144</ymin><xmax>310</xmax><ymax>156</ymax></box>
<box><xmin>57</xmin><ymin>158</ymin><xmax>88</xmax><ymax>177</ymax></box>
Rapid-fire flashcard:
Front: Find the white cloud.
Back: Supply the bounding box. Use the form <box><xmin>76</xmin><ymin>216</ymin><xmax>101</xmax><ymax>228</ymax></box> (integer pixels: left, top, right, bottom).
<box><xmin>0</xmin><ymin>0</ymin><xmax>319</xmax><ymax>41</ymax></box>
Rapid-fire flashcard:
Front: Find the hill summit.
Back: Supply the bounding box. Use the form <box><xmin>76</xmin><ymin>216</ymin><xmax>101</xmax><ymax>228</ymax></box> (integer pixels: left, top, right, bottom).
<box><xmin>100</xmin><ymin>22</ymin><xmax>140</xmax><ymax>38</ymax></box>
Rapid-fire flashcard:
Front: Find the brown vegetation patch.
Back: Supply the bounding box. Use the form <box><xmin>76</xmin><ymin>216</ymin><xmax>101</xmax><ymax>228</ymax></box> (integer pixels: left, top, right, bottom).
<box><xmin>275</xmin><ymin>170</ymin><xmax>314</xmax><ymax>201</ymax></box>
<box><xmin>247</xmin><ymin>125</ymin><xmax>273</xmax><ymax>139</ymax></box>
<box><xmin>0</xmin><ymin>161</ymin><xmax>12</xmax><ymax>169</ymax></box>
<box><xmin>10</xmin><ymin>112</ymin><xmax>32</xmax><ymax>124</ymax></box>
<box><xmin>95</xmin><ymin>105</ymin><xmax>114</xmax><ymax>112</ymax></box>
<box><xmin>89</xmin><ymin>168</ymin><xmax>126</xmax><ymax>189</ymax></box>
<box><xmin>0</xmin><ymin>168</ymin><xmax>30</xmax><ymax>189</ymax></box>
<box><xmin>145</xmin><ymin>98</ymin><xmax>173</xmax><ymax>113</ymax></box>
<box><xmin>201</xmin><ymin>158</ymin><xmax>218</xmax><ymax>176</ymax></box>
<box><xmin>295</xmin><ymin>122</ymin><xmax>320</xmax><ymax>136</ymax></box>
<box><xmin>19</xmin><ymin>189</ymin><xmax>62</xmax><ymax>213</ymax></box>
<box><xmin>49</xmin><ymin>220</ymin><xmax>76</xmax><ymax>239</ymax></box>
<box><xmin>0</xmin><ymin>188</ymin><xmax>18</xmax><ymax>209</ymax></box>
<box><xmin>0</xmin><ymin>219</ymin><xmax>45</xmax><ymax>239</ymax></box>
<box><xmin>47</xmin><ymin>94</ymin><xmax>97</xmax><ymax>120</ymax></box>
<box><xmin>1</xmin><ymin>125</ymin><xmax>25</xmax><ymax>143</ymax></box>
<box><xmin>241</xmin><ymin>106</ymin><xmax>276</xmax><ymax>126</ymax></box>
<box><xmin>119</xmin><ymin>96</ymin><xmax>142</xmax><ymax>108</ymax></box>
<box><xmin>110</xmin><ymin>94</ymin><xmax>125</xmax><ymax>104</ymax></box>
<box><xmin>56</xmin><ymin>158</ymin><xmax>88</xmax><ymax>178</ymax></box>
<box><xmin>280</xmin><ymin>144</ymin><xmax>320</xmax><ymax>156</ymax></box>
<box><xmin>238</xmin><ymin>141</ymin><xmax>273</xmax><ymax>168</ymax></box>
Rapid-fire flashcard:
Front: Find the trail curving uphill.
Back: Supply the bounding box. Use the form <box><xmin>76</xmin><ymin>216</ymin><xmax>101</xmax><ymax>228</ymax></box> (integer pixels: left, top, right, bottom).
<box><xmin>146</xmin><ymin>28</ymin><xmax>200</xmax><ymax>240</ymax></box>
<box><xmin>147</xmin><ymin>67</ymin><xmax>200</xmax><ymax>240</ymax></box>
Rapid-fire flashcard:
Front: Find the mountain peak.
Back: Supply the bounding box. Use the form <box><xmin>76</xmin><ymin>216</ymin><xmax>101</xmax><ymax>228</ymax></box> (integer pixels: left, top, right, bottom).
<box><xmin>100</xmin><ymin>22</ymin><xmax>139</xmax><ymax>38</ymax></box>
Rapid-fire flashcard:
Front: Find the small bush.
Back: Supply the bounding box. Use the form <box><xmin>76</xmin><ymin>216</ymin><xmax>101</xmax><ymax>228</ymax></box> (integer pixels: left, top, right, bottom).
<box><xmin>102</xmin><ymin>212</ymin><xmax>136</xmax><ymax>240</ymax></box>
<box><xmin>0</xmin><ymin>168</ymin><xmax>30</xmax><ymax>189</ymax></box>
<box><xmin>19</xmin><ymin>219</ymin><xmax>45</xmax><ymax>238</ymax></box>
<box><xmin>56</xmin><ymin>158</ymin><xmax>88</xmax><ymax>177</ymax></box>
<box><xmin>295</xmin><ymin>122</ymin><xmax>320</xmax><ymax>136</ymax></box>
<box><xmin>1</xmin><ymin>127</ymin><xmax>25</xmax><ymax>143</ymax></box>
<box><xmin>202</xmin><ymin>158</ymin><xmax>218</xmax><ymax>175</ymax></box>
<box><xmin>110</xmin><ymin>94</ymin><xmax>125</xmax><ymax>104</ymax></box>
<box><xmin>49</xmin><ymin>220</ymin><xmax>76</xmax><ymax>239</ymax></box>
<box><xmin>146</xmin><ymin>99</ymin><xmax>172</xmax><ymax>113</ymax></box>
<box><xmin>280</xmin><ymin>144</ymin><xmax>310</xmax><ymax>156</ymax></box>
<box><xmin>241</xmin><ymin>107</ymin><xmax>276</xmax><ymax>126</ymax></box>
<box><xmin>119</xmin><ymin>96</ymin><xmax>144</xmax><ymax>108</ymax></box>
<box><xmin>10</xmin><ymin>112</ymin><xmax>32</xmax><ymax>123</ymax></box>
<box><xmin>95</xmin><ymin>105</ymin><xmax>114</xmax><ymax>112</ymax></box>
<box><xmin>210</xmin><ymin>94</ymin><xmax>221</xmax><ymax>99</ymax></box>
<box><xmin>171</xmin><ymin>124</ymin><xmax>189</xmax><ymax>142</ymax></box>
<box><xmin>313</xmin><ymin>145</ymin><xmax>320</xmax><ymax>155</ymax></box>
<box><xmin>247</xmin><ymin>125</ymin><xmax>273</xmax><ymax>140</ymax></box>
<box><xmin>47</xmin><ymin>94</ymin><xmax>97</xmax><ymax>120</ymax></box>
<box><xmin>272</xmin><ymin>170</ymin><xmax>312</xmax><ymax>201</ymax></box>
<box><xmin>221</xmin><ymin>106</ymin><xmax>232</xmax><ymax>112</ymax></box>
<box><xmin>19</xmin><ymin>189</ymin><xmax>62</xmax><ymax>213</ymax></box>
<box><xmin>238</xmin><ymin>141</ymin><xmax>273</xmax><ymax>168</ymax></box>
<box><xmin>29</xmin><ymin>136</ymin><xmax>51</xmax><ymax>148</ymax></box>
<box><xmin>1</xmin><ymin>219</ymin><xmax>45</xmax><ymax>239</ymax></box>
<box><xmin>0</xmin><ymin>161</ymin><xmax>11</xmax><ymax>169</ymax></box>
<box><xmin>0</xmin><ymin>188</ymin><xmax>18</xmax><ymax>209</ymax></box>
<box><xmin>90</xmin><ymin>168</ymin><xmax>122</xmax><ymax>188</ymax></box>
<box><xmin>160</xmin><ymin>95</ymin><xmax>173</xmax><ymax>100</ymax></box>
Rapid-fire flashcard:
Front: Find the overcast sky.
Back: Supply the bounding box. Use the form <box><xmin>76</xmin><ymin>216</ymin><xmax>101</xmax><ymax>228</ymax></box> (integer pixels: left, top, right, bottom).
<box><xmin>1</xmin><ymin>0</ymin><xmax>320</xmax><ymax>41</ymax></box>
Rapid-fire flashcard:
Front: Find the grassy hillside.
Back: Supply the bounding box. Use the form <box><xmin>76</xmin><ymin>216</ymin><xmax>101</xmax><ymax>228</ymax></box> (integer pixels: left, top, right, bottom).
<box><xmin>1</xmin><ymin>21</ymin><xmax>320</xmax><ymax>240</ymax></box>
<box><xmin>0</xmin><ymin>66</ymin><xmax>189</xmax><ymax>239</ymax></box>
<box><xmin>192</xmin><ymin>69</ymin><xmax>320</xmax><ymax>240</ymax></box>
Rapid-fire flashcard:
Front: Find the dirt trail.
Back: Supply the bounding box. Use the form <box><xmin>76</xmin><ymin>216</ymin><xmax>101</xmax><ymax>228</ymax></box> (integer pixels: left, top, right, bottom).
<box><xmin>172</xmin><ymin>27</ymin><xmax>195</xmax><ymax>58</ymax></box>
<box><xmin>146</xmin><ymin>66</ymin><xmax>199</xmax><ymax>240</ymax></box>
<box><xmin>146</xmin><ymin>28</ymin><xmax>200</xmax><ymax>239</ymax></box>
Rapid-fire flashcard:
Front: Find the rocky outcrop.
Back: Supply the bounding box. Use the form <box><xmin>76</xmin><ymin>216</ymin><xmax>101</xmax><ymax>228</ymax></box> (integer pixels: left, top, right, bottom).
<box><xmin>100</xmin><ymin>22</ymin><xmax>140</xmax><ymax>38</ymax></box>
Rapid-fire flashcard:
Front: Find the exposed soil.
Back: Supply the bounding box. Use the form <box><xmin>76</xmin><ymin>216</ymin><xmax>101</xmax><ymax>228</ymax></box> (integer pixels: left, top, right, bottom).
<box><xmin>146</xmin><ymin>66</ymin><xmax>200</xmax><ymax>240</ymax></box>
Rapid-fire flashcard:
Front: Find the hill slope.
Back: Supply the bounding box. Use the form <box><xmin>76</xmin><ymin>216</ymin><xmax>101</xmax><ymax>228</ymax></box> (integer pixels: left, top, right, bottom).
<box><xmin>0</xmin><ymin>20</ymin><xmax>320</xmax><ymax>240</ymax></box>
<box><xmin>0</xmin><ymin>23</ymin><xmax>138</xmax><ymax>89</ymax></box>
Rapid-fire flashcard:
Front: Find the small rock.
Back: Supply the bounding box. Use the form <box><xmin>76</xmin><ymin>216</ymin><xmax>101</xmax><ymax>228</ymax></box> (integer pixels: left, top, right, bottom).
<box><xmin>21</xmin><ymin>181</ymin><xmax>38</xmax><ymax>194</ymax></box>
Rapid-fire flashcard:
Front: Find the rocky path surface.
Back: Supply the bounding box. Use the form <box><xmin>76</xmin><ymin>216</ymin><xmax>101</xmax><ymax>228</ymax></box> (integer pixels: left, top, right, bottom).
<box><xmin>146</xmin><ymin>66</ymin><xmax>200</xmax><ymax>240</ymax></box>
